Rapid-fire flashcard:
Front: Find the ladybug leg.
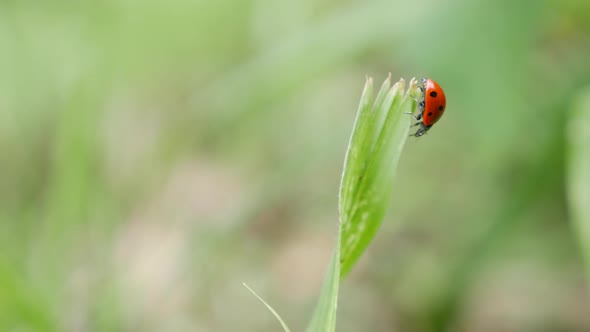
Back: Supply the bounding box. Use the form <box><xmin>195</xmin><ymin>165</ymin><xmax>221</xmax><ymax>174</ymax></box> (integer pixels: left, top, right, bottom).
<box><xmin>404</xmin><ymin>112</ymin><xmax>421</xmax><ymax>121</ymax></box>
<box><xmin>414</xmin><ymin>99</ymin><xmax>426</xmax><ymax>112</ymax></box>
<box><xmin>411</xmin><ymin>85</ymin><xmax>424</xmax><ymax>100</ymax></box>
<box><xmin>410</xmin><ymin>99</ymin><xmax>426</xmax><ymax>114</ymax></box>
<box><xmin>410</xmin><ymin>96</ymin><xmax>423</xmax><ymax>105</ymax></box>
<box><xmin>406</xmin><ymin>89</ymin><xmax>424</xmax><ymax>121</ymax></box>
<box><xmin>409</xmin><ymin>96</ymin><xmax>425</xmax><ymax>115</ymax></box>
<box><xmin>411</xmin><ymin>122</ymin><xmax>421</xmax><ymax>127</ymax></box>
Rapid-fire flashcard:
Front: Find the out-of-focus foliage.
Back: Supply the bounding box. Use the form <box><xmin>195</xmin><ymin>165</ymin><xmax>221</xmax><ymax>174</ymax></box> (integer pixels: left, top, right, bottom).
<box><xmin>568</xmin><ymin>89</ymin><xmax>590</xmax><ymax>279</ymax></box>
<box><xmin>1</xmin><ymin>0</ymin><xmax>590</xmax><ymax>331</ymax></box>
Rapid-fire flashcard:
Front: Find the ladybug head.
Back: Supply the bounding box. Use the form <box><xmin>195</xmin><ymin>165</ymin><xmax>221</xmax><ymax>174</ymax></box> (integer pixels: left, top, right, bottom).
<box><xmin>412</xmin><ymin>123</ymin><xmax>432</xmax><ymax>137</ymax></box>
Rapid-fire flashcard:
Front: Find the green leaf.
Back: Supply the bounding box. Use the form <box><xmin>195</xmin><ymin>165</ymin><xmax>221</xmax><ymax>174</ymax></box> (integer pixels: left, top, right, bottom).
<box><xmin>306</xmin><ymin>76</ymin><xmax>418</xmax><ymax>332</ymax></box>
<box><xmin>339</xmin><ymin>77</ymin><xmax>415</xmax><ymax>277</ymax></box>
<box><xmin>243</xmin><ymin>283</ymin><xmax>291</xmax><ymax>332</ymax></box>
<box><xmin>567</xmin><ymin>87</ymin><xmax>590</xmax><ymax>277</ymax></box>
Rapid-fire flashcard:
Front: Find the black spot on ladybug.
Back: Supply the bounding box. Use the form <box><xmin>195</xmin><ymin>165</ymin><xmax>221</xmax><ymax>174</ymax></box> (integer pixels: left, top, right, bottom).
<box><xmin>439</xmin><ymin>106</ymin><xmax>444</xmax><ymax>111</ymax></box>
<box><xmin>430</xmin><ymin>91</ymin><xmax>437</xmax><ymax>98</ymax></box>
<box><xmin>428</xmin><ymin>112</ymin><xmax>433</xmax><ymax>116</ymax></box>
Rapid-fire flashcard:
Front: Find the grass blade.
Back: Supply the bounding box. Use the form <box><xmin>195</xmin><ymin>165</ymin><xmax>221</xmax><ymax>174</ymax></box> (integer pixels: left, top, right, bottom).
<box><xmin>243</xmin><ymin>283</ymin><xmax>291</xmax><ymax>332</ymax></box>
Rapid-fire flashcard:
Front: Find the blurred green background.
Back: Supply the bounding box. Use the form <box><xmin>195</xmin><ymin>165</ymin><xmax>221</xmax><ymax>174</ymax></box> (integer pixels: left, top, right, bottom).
<box><xmin>2</xmin><ymin>0</ymin><xmax>590</xmax><ymax>331</ymax></box>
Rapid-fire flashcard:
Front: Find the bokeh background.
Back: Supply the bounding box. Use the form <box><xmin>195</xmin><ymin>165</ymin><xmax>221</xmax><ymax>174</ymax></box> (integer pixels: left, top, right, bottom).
<box><xmin>2</xmin><ymin>0</ymin><xmax>590</xmax><ymax>331</ymax></box>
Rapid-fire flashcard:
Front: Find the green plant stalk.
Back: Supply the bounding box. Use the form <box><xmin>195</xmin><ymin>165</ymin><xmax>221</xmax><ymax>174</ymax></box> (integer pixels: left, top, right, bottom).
<box><xmin>306</xmin><ymin>236</ymin><xmax>341</xmax><ymax>332</ymax></box>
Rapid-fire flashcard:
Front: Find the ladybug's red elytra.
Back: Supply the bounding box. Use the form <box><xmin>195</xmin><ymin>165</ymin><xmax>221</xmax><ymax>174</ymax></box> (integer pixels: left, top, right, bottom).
<box><xmin>411</xmin><ymin>78</ymin><xmax>446</xmax><ymax>137</ymax></box>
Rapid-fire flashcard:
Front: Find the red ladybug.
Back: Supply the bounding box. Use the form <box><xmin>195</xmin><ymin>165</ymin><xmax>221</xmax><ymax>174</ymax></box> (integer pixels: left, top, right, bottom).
<box><xmin>411</xmin><ymin>78</ymin><xmax>446</xmax><ymax>137</ymax></box>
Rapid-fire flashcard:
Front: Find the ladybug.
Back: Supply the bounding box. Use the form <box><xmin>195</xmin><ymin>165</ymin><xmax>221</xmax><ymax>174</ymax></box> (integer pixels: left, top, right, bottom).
<box><xmin>411</xmin><ymin>78</ymin><xmax>446</xmax><ymax>137</ymax></box>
